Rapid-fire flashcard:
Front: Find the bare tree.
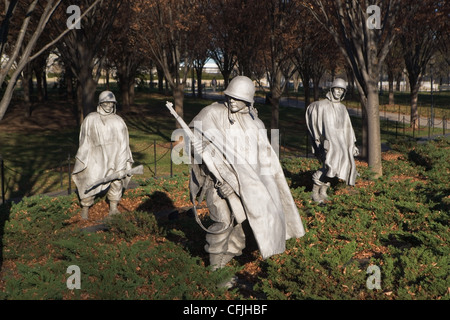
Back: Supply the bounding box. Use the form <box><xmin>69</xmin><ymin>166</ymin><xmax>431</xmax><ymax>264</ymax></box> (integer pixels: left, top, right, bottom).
<box><xmin>384</xmin><ymin>39</ymin><xmax>404</xmax><ymax>106</ymax></box>
<box><xmin>306</xmin><ymin>0</ymin><xmax>402</xmax><ymax>178</ymax></box>
<box><xmin>291</xmin><ymin>6</ymin><xmax>341</xmax><ymax>106</ymax></box>
<box><xmin>189</xmin><ymin>1</ymin><xmax>212</xmax><ymax>99</ymax></box>
<box><xmin>138</xmin><ymin>0</ymin><xmax>205</xmax><ymax>127</ymax></box>
<box><xmin>107</xmin><ymin>1</ymin><xmax>146</xmax><ymax>110</ymax></box>
<box><xmin>232</xmin><ymin>0</ymin><xmax>266</xmax><ymax>78</ymax></box>
<box><xmin>0</xmin><ymin>0</ymin><xmax>59</xmax><ymax>121</ymax></box>
<box><xmin>400</xmin><ymin>0</ymin><xmax>447</xmax><ymax>128</ymax></box>
<box><xmin>0</xmin><ymin>0</ymin><xmax>18</xmax><ymax>59</ymax></box>
<box><xmin>51</xmin><ymin>0</ymin><xmax>123</xmax><ymax>122</ymax></box>
<box><xmin>260</xmin><ymin>0</ymin><xmax>300</xmax><ymax>130</ymax></box>
<box><xmin>0</xmin><ymin>0</ymin><xmax>103</xmax><ymax>122</ymax></box>
<box><xmin>436</xmin><ymin>27</ymin><xmax>450</xmax><ymax>67</ymax></box>
<box><xmin>205</xmin><ymin>0</ymin><xmax>240</xmax><ymax>88</ymax></box>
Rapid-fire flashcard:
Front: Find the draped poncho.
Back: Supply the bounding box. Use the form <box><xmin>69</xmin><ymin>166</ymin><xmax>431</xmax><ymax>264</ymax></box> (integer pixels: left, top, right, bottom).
<box><xmin>306</xmin><ymin>92</ymin><xmax>358</xmax><ymax>186</ymax></box>
<box><xmin>189</xmin><ymin>102</ymin><xmax>305</xmax><ymax>259</ymax></box>
<box><xmin>72</xmin><ymin>106</ymin><xmax>134</xmax><ymax>199</ymax></box>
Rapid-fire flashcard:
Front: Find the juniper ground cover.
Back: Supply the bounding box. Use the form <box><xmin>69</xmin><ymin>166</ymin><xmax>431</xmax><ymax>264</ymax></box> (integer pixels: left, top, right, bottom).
<box><xmin>0</xmin><ymin>135</ymin><xmax>448</xmax><ymax>300</ymax></box>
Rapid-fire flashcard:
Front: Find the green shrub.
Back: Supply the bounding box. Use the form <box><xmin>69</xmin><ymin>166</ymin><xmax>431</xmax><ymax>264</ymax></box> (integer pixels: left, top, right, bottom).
<box><xmin>254</xmin><ymin>137</ymin><xmax>449</xmax><ymax>300</ymax></box>
<box><xmin>2</xmin><ymin>195</ymin><xmax>75</xmax><ymax>260</ymax></box>
<box><xmin>1</xmin><ymin>137</ymin><xmax>448</xmax><ymax>300</ymax></box>
<box><xmin>1</xmin><ymin>201</ymin><xmax>239</xmax><ymax>300</ymax></box>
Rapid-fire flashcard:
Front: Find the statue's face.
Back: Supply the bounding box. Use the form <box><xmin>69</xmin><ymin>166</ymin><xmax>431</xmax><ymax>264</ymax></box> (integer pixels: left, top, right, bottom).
<box><xmin>332</xmin><ymin>87</ymin><xmax>345</xmax><ymax>100</ymax></box>
<box><xmin>100</xmin><ymin>102</ymin><xmax>115</xmax><ymax>114</ymax></box>
<box><xmin>228</xmin><ymin>97</ymin><xmax>247</xmax><ymax>113</ymax></box>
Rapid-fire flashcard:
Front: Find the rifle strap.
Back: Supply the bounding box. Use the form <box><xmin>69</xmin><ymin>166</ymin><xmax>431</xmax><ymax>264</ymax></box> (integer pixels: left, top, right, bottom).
<box><xmin>192</xmin><ymin>199</ymin><xmax>235</xmax><ymax>235</ymax></box>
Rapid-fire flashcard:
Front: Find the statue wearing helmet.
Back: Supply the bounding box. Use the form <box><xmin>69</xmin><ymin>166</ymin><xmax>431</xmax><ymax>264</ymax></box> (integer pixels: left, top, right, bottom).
<box><xmin>222</xmin><ymin>76</ymin><xmax>256</xmax><ymax>124</ymax></box>
<box><xmin>72</xmin><ymin>91</ymin><xmax>134</xmax><ymax>219</ymax></box>
<box><xmin>188</xmin><ymin>76</ymin><xmax>305</xmax><ymax>281</ymax></box>
<box><xmin>305</xmin><ymin>78</ymin><xmax>359</xmax><ymax>203</ymax></box>
<box><xmin>330</xmin><ymin>78</ymin><xmax>347</xmax><ymax>101</ymax></box>
<box><xmin>223</xmin><ymin>76</ymin><xmax>255</xmax><ymax>104</ymax></box>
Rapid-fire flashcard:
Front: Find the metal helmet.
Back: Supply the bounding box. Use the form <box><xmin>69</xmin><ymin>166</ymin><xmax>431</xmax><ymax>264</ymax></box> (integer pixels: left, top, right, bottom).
<box><xmin>223</xmin><ymin>76</ymin><xmax>255</xmax><ymax>104</ymax></box>
<box><xmin>98</xmin><ymin>91</ymin><xmax>117</xmax><ymax>104</ymax></box>
<box><xmin>331</xmin><ymin>78</ymin><xmax>347</xmax><ymax>91</ymax></box>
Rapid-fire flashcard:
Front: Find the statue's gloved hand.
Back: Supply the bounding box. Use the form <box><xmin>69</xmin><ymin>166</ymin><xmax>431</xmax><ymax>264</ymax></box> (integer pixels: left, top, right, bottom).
<box><xmin>117</xmin><ymin>169</ymin><xmax>127</xmax><ymax>179</ymax></box>
<box><xmin>217</xmin><ymin>181</ymin><xmax>234</xmax><ymax>199</ymax></box>
<box><xmin>323</xmin><ymin>139</ymin><xmax>330</xmax><ymax>152</ymax></box>
<box><xmin>353</xmin><ymin>145</ymin><xmax>360</xmax><ymax>157</ymax></box>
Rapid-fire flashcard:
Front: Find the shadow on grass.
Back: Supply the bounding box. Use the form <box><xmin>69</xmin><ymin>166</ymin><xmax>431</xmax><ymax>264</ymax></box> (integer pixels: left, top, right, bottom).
<box><xmin>134</xmin><ymin>191</ymin><xmax>207</xmax><ymax>263</ymax></box>
<box><xmin>285</xmin><ymin>169</ymin><xmax>315</xmax><ymax>191</ymax></box>
<box><xmin>0</xmin><ymin>202</ymin><xmax>11</xmax><ymax>274</ymax></box>
<box><xmin>1</xmin><ymin>130</ymin><xmax>79</xmax><ymax>201</ymax></box>
<box><xmin>136</xmin><ymin>190</ymin><xmax>262</xmax><ymax>269</ymax></box>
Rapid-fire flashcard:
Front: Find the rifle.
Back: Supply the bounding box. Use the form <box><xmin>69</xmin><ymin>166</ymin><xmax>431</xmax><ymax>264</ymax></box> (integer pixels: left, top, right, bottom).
<box><xmin>85</xmin><ymin>164</ymin><xmax>144</xmax><ymax>193</ymax></box>
<box><xmin>165</xmin><ymin>101</ymin><xmax>246</xmax><ymax>228</ymax></box>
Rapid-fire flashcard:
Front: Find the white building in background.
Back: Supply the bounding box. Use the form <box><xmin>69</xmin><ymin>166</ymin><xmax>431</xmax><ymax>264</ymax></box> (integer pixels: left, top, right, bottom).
<box><xmin>203</xmin><ymin>59</ymin><xmax>220</xmax><ymax>74</ymax></box>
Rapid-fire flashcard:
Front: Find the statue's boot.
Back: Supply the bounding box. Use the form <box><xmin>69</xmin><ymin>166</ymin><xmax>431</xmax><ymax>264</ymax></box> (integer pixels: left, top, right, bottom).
<box><xmin>319</xmin><ymin>182</ymin><xmax>331</xmax><ymax>202</ymax></box>
<box><xmin>81</xmin><ymin>206</ymin><xmax>89</xmax><ymax>220</ymax></box>
<box><xmin>210</xmin><ymin>253</ymin><xmax>234</xmax><ymax>271</ymax></box>
<box><xmin>108</xmin><ymin>200</ymin><xmax>121</xmax><ymax>216</ymax></box>
<box><xmin>210</xmin><ymin>253</ymin><xmax>238</xmax><ymax>289</ymax></box>
<box><xmin>311</xmin><ymin>184</ymin><xmax>323</xmax><ymax>203</ymax></box>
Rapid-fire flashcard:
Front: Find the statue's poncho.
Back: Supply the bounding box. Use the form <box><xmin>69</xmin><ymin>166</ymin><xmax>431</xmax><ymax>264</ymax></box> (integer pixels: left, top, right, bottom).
<box><xmin>189</xmin><ymin>102</ymin><xmax>305</xmax><ymax>259</ymax></box>
<box><xmin>306</xmin><ymin>92</ymin><xmax>358</xmax><ymax>185</ymax></box>
<box><xmin>72</xmin><ymin>107</ymin><xmax>133</xmax><ymax>199</ymax></box>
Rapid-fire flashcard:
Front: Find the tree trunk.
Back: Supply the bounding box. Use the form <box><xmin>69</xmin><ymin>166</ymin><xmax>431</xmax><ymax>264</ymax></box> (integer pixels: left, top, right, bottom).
<box><xmin>292</xmin><ymin>73</ymin><xmax>300</xmax><ymax>92</ymax></box>
<box><xmin>117</xmin><ymin>64</ymin><xmax>136</xmax><ymax>112</ymax></box>
<box><xmin>407</xmin><ymin>71</ymin><xmax>421</xmax><ymax>129</ymax></box>
<box><xmin>35</xmin><ymin>67</ymin><xmax>44</xmax><ymax>102</ymax></box>
<box><xmin>191</xmin><ymin>69</ymin><xmax>196</xmax><ymax>97</ymax></box>
<box><xmin>359</xmin><ymin>95</ymin><xmax>368</xmax><ymax>160</ymax></box>
<box><xmin>120</xmin><ymin>79</ymin><xmax>130</xmax><ymax>111</ymax></box>
<box><xmin>366</xmin><ymin>88</ymin><xmax>383</xmax><ymax>178</ymax></box>
<box><xmin>106</xmin><ymin>68</ymin><xmax>110</xmax><ymax>90</ymax></box>
<box><xmin>388</xmin><ymin>70</ymin><xmax>394</xmax><ymax>105</ymax></box>
<box><xmin>42</xmin><ymin>69</ymin><xmax>48</xmax><ymax>101</ymax></box>
<box><xmin>76</xmin><ymin>83</ymin><xmax>83</xmax><ymax>124</ymax></box>
<box><xmin>270</xmin><ymin>93</ymin><xmax>280</xmax><ymax>130</ymax></box>
<box><xmin>196</xmin><ymin>67</ymin><xmax>203</xmax><ymax>99</ymax></box>
<box><xmin>410</xmin><ymin>82</ymin><xmax>420</xmax><ymax>129</ymax></box>
<box><xmin>129</xmin><ymin>82</ymin><xmax>135</xmax><ymax>105</ymax></box>
<box><xmin>346</xmin><ymin>66</ymin><xmax>355</xmax><ymax>100</ymax></box>
<box><xmin>270</xmin><ymin>75</ymin><xmax>282</xmax><ymax>130</ymax></box>
<box><xmin>173</xmin><ymin>84</ymin><xmax>184</xmax><ymax>129</ymax></box>
<box><xmin>395</xmin><ymin>72</ymin><xmax>402</xmax><ymax>92</ymax></box>
<box><xmin>22</xmin><ymin>65</ymin><xmax>32</xmax><ymax>118</ymax></box>
<box><xmin>222</xmin><ymin>70</ymin><xmax>232</xmax><ymax>88</ymax></box>
<box><xmin>303</xmin><ymin>81</ymin><xmax>311</xmax><ymax>107</ymax></box>
<box><xmin>157</xmin><ymin>66</ymin><xmax>164</xmax><ymax>94</ymax></box>
<box><xmin>313</xmin><ymin>78</ymin><xmax>320</xmax><ymax>101</ymax></box>
<box><xmin>78</xmin><ymin>68</ymin><xmax>97</xmax><ymax>119</ymax></box>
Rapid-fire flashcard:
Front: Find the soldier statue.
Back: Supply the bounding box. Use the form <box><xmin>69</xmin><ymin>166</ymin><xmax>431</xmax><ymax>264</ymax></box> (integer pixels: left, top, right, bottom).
<box><xmin>187</xmin><ymin>76</ymin><xmax>306</xmax><ymax>271</ymax></box>
<box><xmin>306</xmin><ymin>78</ymin><xmax>359</xmax><ymax>203</ymax></box>
<box><xmin>72</xmin><ymin>91</ymin><xmax>134</xmax><ymax>219</ymax></box>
